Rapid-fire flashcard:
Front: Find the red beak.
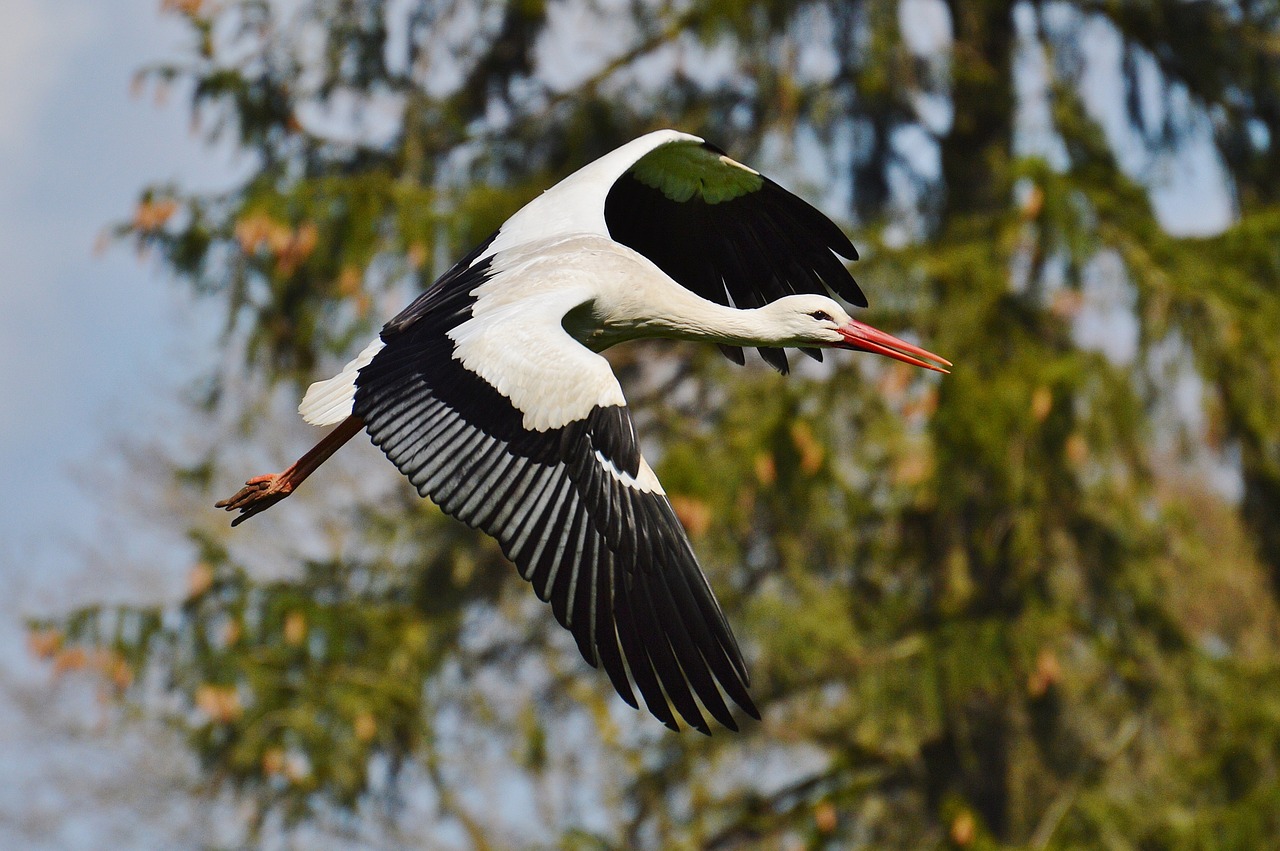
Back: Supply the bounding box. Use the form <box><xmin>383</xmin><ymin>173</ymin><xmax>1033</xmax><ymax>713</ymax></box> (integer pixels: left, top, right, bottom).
<box><xmin>837</xmin><ymin>319</ymin><xmax>951</xmax><ymax>373</ymax></box>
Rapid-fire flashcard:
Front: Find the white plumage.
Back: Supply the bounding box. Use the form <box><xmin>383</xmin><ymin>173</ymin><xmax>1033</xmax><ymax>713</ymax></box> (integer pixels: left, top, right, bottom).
<box><xmin>218</xmin><ymin>130</ymin><xmax>949</xmax><ymax>734</ymax></box>
<box><xmin>299</xmin><ymin>337</ymin><xmax>385</xmax><ymax>426</ymax></box>
<box><xmin>485</xmin><ymin>130</ymin><xmax>700</xmax><ymax>256</ymax></box>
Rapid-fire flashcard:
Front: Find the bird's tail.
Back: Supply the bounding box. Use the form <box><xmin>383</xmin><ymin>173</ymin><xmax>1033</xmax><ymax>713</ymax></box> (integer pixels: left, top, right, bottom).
<box><xmin>298</xmin><ymin>337</ymin><xmax>385</xmax><ymax>426</ymax></box>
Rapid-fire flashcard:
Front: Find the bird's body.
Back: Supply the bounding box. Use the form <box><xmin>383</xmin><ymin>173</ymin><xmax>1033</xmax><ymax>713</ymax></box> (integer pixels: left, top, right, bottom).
<box><xmin>218</xmin><ymin>129</ymin><xmax>949</xmax><ymax>734</ymax></box>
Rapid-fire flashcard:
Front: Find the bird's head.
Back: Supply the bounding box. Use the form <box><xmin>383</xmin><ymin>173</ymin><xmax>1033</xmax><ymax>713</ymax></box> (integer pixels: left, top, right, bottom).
<box><xmin>764</xmin><ymin>295</ymin><xmax>951</xmax><ymax>373</ymax></box>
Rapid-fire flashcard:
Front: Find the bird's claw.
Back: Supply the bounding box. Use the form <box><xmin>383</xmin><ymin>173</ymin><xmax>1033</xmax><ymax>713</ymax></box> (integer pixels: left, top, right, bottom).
<box><xmin>215</xmin><ymin>473</ymin><xmax>293</xmax><ymax>526</ymax></box>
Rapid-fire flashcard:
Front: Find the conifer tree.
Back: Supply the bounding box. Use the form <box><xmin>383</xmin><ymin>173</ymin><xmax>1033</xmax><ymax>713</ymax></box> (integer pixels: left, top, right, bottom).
<box><xmin>40</xmin><ymin>1</ymin><xmax>1280</xmax><ymax>846</ymax></box>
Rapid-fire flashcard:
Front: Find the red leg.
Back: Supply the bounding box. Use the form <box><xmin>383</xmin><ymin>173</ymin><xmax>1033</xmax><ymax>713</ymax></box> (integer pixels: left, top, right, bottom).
<box><xmin>216</xmin><ymin>416</ymin><xmax>365</xmax><ymax>526</ymax></box>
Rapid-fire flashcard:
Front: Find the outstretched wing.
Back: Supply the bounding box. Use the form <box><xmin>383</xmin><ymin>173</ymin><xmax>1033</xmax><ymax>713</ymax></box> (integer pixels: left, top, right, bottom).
<box><xmin>603</xmin><ymin>139</ymin><xmax>865</xmax><ymax>372</ymax></box>
<box><xmin>353</xmin><ymin>254</ymin><xmax>758</xmax><ymax>733</ymax></box>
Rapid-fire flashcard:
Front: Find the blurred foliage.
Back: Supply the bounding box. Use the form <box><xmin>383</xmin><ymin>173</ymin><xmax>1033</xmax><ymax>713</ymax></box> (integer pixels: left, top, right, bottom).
<box><xmin>32</xmin><ymin>0</ymin><xmax>1280</xmax><ymax>847</ymax></box>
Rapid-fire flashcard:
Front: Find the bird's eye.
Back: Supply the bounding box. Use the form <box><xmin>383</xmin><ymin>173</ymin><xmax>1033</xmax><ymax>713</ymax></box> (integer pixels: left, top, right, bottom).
<box><xmin>810</xmin><ymin>310</ymin><xmax>832</xmax><ymax>322</ymax></box>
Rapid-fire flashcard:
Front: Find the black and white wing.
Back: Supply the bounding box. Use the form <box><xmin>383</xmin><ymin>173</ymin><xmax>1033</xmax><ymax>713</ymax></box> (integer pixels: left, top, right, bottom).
<box><xmin>603</xmin><ymin>139</ymin><xmax>865</xmax><ymax>372</ymax></box>
<box><xmin>353</xmin><ymin>255</ymin><xmax>758</xmax><ymax>733</ymax></box>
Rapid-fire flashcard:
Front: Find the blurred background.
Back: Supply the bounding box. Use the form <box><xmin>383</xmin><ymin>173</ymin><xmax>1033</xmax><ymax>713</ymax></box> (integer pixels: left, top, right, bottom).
<box><xmin>4</xmin><ymin>0</ymin><xmax>1280</xmax><ymax>847</ymax></box>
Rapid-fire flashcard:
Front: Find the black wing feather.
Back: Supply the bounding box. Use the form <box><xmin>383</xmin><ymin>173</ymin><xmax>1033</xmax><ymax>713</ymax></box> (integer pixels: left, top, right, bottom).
<box><xmin>353</xmin><ymin>257</ymin><xmax>757</xmax><ymax>733</ymax></box>
<box><xmin>604</xmin><ymin>142</ymin><xmax>864</xmax><ymax>372</ymax></box>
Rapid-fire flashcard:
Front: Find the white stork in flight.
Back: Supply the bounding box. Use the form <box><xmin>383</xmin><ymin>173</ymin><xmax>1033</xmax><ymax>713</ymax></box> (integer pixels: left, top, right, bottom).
<box><xmin>217</xmin><ymin>129</ymin><xmax>949</xmax><ymax>734</ymax></box>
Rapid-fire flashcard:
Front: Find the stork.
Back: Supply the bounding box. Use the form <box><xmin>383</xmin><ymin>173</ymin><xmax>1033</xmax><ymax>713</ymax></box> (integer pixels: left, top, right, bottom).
<box><xmin>217</xmin><ymin>129</ymin><xmax>949</xmax><ymax>734</ymax></box>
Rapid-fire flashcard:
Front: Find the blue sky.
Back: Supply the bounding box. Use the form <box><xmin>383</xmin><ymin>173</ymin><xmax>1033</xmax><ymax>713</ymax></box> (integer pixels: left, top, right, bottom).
<box><xmin>0</xmin><ymin>1</ymin><xmax>229</xmax><ymax>591</ymax></box>
<box><xmin>0</xmin><ymin>3</ymin><xmax>236</xmax><ymax>843</ymax></box>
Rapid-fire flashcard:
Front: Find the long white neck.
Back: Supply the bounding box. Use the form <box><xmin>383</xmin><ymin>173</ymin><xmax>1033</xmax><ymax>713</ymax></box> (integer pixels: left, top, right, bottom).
<box><xmin>644</xmin><ymin>294</ymin><xmax>789</xmax><ymax>346</ymax></box>
<box><xmin>489</xmin><ymin>234</ymin><xmax>820</xmax><ymax>350</ymax></box>
<box><xmin>591</xmin><ymin>272</ymin><xmax>803</xmax><ymax>349</ymax></box>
